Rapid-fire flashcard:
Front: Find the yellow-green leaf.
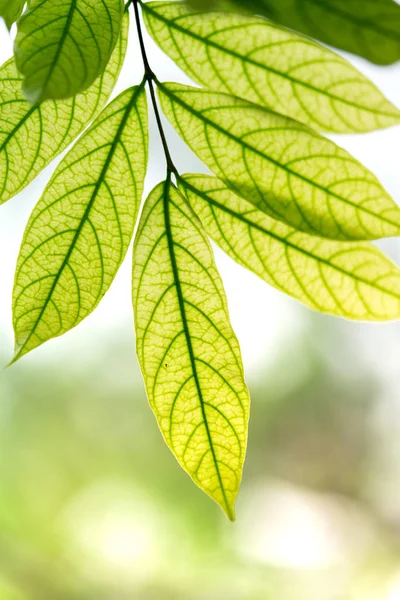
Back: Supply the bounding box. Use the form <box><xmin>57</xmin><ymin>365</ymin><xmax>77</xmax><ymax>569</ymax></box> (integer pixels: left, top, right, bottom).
<box><xmin>0</xmin><ymin>0</ymin><xmax>25</xmax><ymax>29</ymax></box>
<box><xmin>14</xmin><ymin>0</ymin><xmax>124</xmax><ymax>103</ymax></box>
<box><xmin>13</xmin><ymin>84</ymin><xmax>148</xmax><ymax>361</ymax></box>
<box><xmin>132</xmin><ymin>178</ymin><xmax>249</xmax><ymax>519</ymax></box>
<box><xmin>143</xmin><ymin>1</ymin><xmax>400</xmax><ymax>133</ymax></box>
<box><xmin>0</xmin><ymin>14</ymin><xmax>128</xmax><ymax>205</ymax></box>
<box><xmin>181</xmin><ymin>174</ymin><xmax>400</xmax><ymax>321</ymax></box>
<box><xmin>157</xmin><ymin>82</ymin><xmax>400</xmax><ymax>241</ymax></box>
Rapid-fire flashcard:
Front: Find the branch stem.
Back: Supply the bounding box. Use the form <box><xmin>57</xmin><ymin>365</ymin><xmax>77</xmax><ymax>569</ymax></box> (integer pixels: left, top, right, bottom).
<box><xmin>132</xmin><ymin>0</ymin><xmax>178</xmax><ymax>176</ymax></box>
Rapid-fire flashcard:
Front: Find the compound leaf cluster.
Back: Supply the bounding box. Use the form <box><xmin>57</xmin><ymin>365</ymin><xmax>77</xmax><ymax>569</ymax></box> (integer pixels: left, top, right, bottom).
<box><xmin>1</xmin><ymin>0</ymin><xmax>400</xmax><ymax>518</ymax></box>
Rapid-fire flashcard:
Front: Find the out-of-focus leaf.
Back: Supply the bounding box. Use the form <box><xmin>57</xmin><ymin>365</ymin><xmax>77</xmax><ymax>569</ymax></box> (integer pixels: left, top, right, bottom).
<box><xmin>13</xmin><ymin>84</ymin><xmax>148</xmax><ymax>361</ymax></box>
<box><xmin>132</xmin><ymin>178</ymin><xmax>249</xmax><ymax>519</ymax></box>
<box><xmin>0</xmin><ymin>0</ymin><xmax>25</xmax><ymax>29</ymax></box>
<box><xmin>14</xmin><ymin>0</ymin><xmax>124</xmax><ymax>102</ymax></box>
<box><xmin>143</xmin><ymin>1</ymin><xmax>400</xmax><ymax>133</ymax></box>
<box><xmin>186</xmin><ymin>0</ymin><xmax>400</xmax><ymax>65</ymax></box>
<box><xmin>157</xmin><ymin>82</ymin><xmax>400</xmax><ymax>241</ymax></box>
<box><xmin>181</xmin><ymin>174</ymin><xmax>400</xmax><ymax>321</ymax></box>
<box><xmin>0</xmin><ymin>14</ymin><xmax>129</xmax><ymax>204</ymax></box>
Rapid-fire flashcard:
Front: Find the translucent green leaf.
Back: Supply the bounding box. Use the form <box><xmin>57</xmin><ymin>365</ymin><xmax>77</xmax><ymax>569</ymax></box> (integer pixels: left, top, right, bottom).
<box><xmin>14</xmin><ymin>0</ymin><xmax>124</xmax><ymax>102</ymax></box>
<box><xmin>181</xmin><ymin>174</ymin><xmax>400</xmax><ymax>321</ymax></box>
<box><xmin>132</xmin><ymin>178</ymin><xmax>249</xmax><ymax>519</ymax></box>
<box><xmin>0</xmin><ymin>0</ymin><xmax>25</xmax><ymax>29</ymax></box>
<box><xmin>13</xmin><ymin>84</ymin><xmax>148</xmax><ymax>361</ymax></box>
<box><xmin>186</xmin><ymin>0</ymin><xmax>400</xmax><ymax>66</ymax></box>
<box><xmin>157</xmin><ymin>82</ymin><xmax>400</xmax><ymax>241</ymax></box>
<box><xmin>143</xmin><ymin>2</ymin><xmax>400</xmax><ymax>133</ymax></box>
<box><xmin>0</xmin><ymin>14</ymin><xmax>128</xmax><ymax>205</ymax></box>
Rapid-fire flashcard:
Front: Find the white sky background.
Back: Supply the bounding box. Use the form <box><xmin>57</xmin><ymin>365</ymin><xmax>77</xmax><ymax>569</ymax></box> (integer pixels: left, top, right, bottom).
<box><xmin>1</xmin><ymin>9</ymin><xmax>400</xmax><ymax>382</ymax></box>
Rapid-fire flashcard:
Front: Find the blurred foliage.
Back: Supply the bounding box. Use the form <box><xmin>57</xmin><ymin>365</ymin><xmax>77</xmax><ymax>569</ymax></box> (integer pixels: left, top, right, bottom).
<box><xmin>186</xmin><ymin>0</ymin><xmax>400</xmax><ymax>65</ymax></box>
<box><xmin>1</xmin><ymin>315</ymin><xmax>400</xmax><ymax>599</ymax></box>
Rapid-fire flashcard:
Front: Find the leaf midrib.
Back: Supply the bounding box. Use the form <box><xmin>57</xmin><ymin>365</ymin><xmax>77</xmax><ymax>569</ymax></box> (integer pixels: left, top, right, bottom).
<box><xmin>159</xmin><ymin>83</ymin><xmax>400</xmax><ymax>234</ymax></box>
<box><xmin>163</xmin><ymin>177</ymin><xmax>233</xmax><ymax>519</ymax></box>
<box><xmin>144</xmin><ymin>2</ymin><xmax>397</xmax><ymax>118</ymax></box>
<box><xmin>14</xmin><ymin>85</ymin><xmax>143</xmax><ymax>359</ymax></box>
<box><xmin>0</xmin><ymin>104</ymin><xmax>37</xmax><ymax>154</ymax></box>
<box><xmin>39</xmin><ymin>0</ymin><xmax>78</xmax><ymax>97</ymax></box>
<box><xmin>181</xmin><ymin>177</ymin><xmax>400</xmax><ymax>302</ymax></box>
<box><xmin>0</xmin><ymin>103</ymin><xmax>38</xmax><ymax>200</ymax></box>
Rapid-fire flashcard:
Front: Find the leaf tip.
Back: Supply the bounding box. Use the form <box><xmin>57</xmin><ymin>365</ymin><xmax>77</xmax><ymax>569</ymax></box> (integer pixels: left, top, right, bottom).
<box><xmin>204</xmin><ymin>488</ymin><xmax>237</xmax><ymax>521</ymax></box>
<box><xmin>224</xmin><ymin>503</ymin><xmax>236</xmax><ymax>523</ymax></box>
<box><xmin>212</xmin><ymin>487</ymin><xmax>239</xmax><ymax>522</ymax></box>
<box><xmin>9</xmin><ymin>333</ymin><xmax>35</xmax><ymax>365</ymax></box>
<box><xmin>8</xmin><ymin>345</ymin><xmax>26</xmax><ymax>367</ymax></box>
<box><xmin>21</xmin><ymin>81</ymin><xmax>43</xmax><ymax>105</ymax></box>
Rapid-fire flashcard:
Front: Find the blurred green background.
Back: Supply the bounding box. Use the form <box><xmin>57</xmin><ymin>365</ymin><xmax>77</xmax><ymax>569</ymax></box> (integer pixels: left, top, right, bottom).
<box><xmin>2</xmin><ymin>7</ymin><xmax>400</xmax><ymax>600</ymax></box>
<box><xmin>2</xmin><ymin>312</ymin><xmax>400</xmax><ymax>600</ymax></box>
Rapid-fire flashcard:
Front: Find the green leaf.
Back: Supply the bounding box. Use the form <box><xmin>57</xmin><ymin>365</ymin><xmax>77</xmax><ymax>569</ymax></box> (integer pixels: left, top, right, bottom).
<box><xmin>186</xmin><ymin>0</ymin><xmax>400</xmax><ymax>66</ymax></box>
<box><xmin>0</xmin><ymin>0</ymin><xmax>25</xmax><ymax>29</ymax></box>
<box><xmin>143</xmin><ymin>1</ymin><xmax>400</xmax><ymax>133</ymax></box>
<box><xmin>157</xmin><ymin>82</ymin><xmax>400</xmax><ymax>241</ymax></box>
<box><xmin>0</xmin><ymin>14</ymin><xmax>128</xmax><ymax>205</ymax></box>
<box><xmin>12</xmin><ymin>84</ymin><xmax>148</xmax><ymax>361</ymax></box>
<box><xmin>14</xmin><ymin>0</ymin><xmax>124</xmax><ymax>103</ymax></box>
<box><xmin>132</xmin><ymin>178</ymin><xmax>249</xmax><ymax>519</ymax></box>
<box><xmin>181</xmin><ymin>174</ymin><xmax>400</xmax><ymax>321</ymax></box>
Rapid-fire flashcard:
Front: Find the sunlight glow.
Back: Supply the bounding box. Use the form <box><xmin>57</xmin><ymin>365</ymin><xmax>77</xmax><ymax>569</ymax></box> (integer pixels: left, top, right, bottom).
<box><xmin>387</xmin><ymin>575</ymin><xmax>400</xmax><ymax>600</ymax></box>
<box><xmin>60</xmin><ymin>481</ymin><xmax>163</xmax><ymax>580</ymax></box>
<box><xmin>238</xmin><ymin>482</ymin><xmax>373</xmax><ymax>570</ymax></box>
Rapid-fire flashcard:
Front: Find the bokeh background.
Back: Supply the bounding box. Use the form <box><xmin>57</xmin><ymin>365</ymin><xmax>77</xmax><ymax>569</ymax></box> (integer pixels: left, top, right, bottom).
<box><xmin>2</xmin><ymin>6</ymin><xmax>400</xmax><ymax>599</ymax></box>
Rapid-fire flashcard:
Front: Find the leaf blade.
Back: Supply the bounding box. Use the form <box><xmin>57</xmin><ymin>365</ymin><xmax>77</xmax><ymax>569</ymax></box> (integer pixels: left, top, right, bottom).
<box><xmin>181</xmin><ymin>174</ymin><xmax>400</xmax><ymax>321</ymax></box>
<box><xmin>13</xmin><ymin>84</ymin><xmax>148</xmax><ymax>360</ymax></box>
<box><xmin>132</xmin><ymin>179</ymin><xmax>249</xmax><ymax>519</ymax></box>
<box><xmin>0</xmin><ymin>13</ymin><xmax>128</xmax><ymax>205</ymax></box>
<box><xmin>14</xmin><ymin>0</ymin><xmax>124</xmax><ymax>102</ymax></box>
<box><xmin>157</xmin><ymin>82</ymin><xmax>400</xmax><ymax>241</ymax></box>
<box><xmin>144</xmin><ymin>1</ymin><xmax>400</xmax><ymax>133</ymax></box>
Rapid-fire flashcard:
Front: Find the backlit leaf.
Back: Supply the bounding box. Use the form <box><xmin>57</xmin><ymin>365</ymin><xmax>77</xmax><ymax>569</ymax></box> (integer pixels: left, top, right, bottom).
<box><xmin>0</xmin><ymin>14</ymin><xmax>128</xmax><ymax>204</ymax></box>
<box><xmin>143</xmin><ymin>1</ymin><xmax>400</xmax><ymax>133</ymax></box>
<box><xmin>186</xmin><ymin>0</ymin><xmax>400</xmax><ymax>65</ymax></box>
<box><xmin>14</xmin><ymin>0</ymin><xmax>124</xmax><ymax>102</ymax></box>
<box><xmin>181</xmin><ymin>174</ymin><xmax>400</xmax><ymax>321</ymax></box>
<box><xmin>13</xmin><ymin>84</ymin><xmax>148</xmax><ymax>360</ymax></box>
<box><xmin>0</xmin><ymin>0</ymin><xmax>25</xmax><ymax>29</ymax></box>
<box><xmin>157</xmin><ymin>82</ymin><xmax>400</xmax><ymax>241</ymax></box>
<box><xmin>132</xmin><ymin>178</ymin><xmax>249</xmax><ymax>519</ymax></box>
